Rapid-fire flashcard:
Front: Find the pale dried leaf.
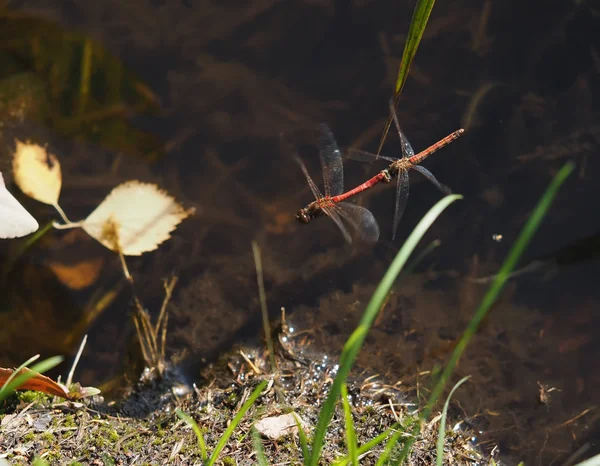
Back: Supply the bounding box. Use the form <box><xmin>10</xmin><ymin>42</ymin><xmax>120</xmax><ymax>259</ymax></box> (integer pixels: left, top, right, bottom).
<box><xmin>12</xmin><ymin>140</ymin><xmax>62</xmax><ymax>205</ymax></box>
<box><xmin>255</xmin><ymin>413</ymin><xmax>308</xmax><ymax>440</ymax></box>
<box><xmin>0</xmin><ymin>172</ymin><xmax>39</xmax><ymax>238</ymax></box>
<box><xmin>82</xmin><ymin>181</ymin><xmax>194</xmax><ymax>256</ymax></box>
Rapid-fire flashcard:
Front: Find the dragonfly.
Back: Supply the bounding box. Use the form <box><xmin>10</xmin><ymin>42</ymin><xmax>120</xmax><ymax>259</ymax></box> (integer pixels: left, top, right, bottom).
<box><xmin>286</xmin><ymin>124</ymin><xmax>380</xmax><ymax>244</ymax></box>
<box><xmin>343</xmin><ymin>99</ymin><xmax>464</xmax><ymax>239</ymax></box>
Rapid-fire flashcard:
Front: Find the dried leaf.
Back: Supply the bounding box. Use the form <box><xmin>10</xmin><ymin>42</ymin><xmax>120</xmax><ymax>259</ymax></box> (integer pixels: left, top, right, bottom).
<box><xmin>12</xmin><ymin>140</ymin><xmax>62</xmax><ymax>205</ymax></box>
<box><xmin>0</xmin><ymin>172</ymin><xmax>39</xmax><ymax>238</ymax></box>
<box><xmin>82</xmin><ymin>181</ymin><xmax>194</xmax><ymax>256</ymax></box>
<box><xmin>47</xmin><ymin>257</ymin><xmax>104</xmax><ymax>290</ymax></box>
<box><xmin>255</xmin><ymin>413</ymin><xmax>308</xmax><ymax>440</ymax></box>
<box><xmin>0</xmin><ymin>367</ymin><xmax>69</xmax><ymax>398</ymax></box>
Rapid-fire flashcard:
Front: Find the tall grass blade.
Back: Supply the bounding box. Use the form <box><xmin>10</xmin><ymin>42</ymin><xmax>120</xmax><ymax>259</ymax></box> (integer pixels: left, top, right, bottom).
<box><xmin>252</xmin><ymin>241</ymin><xmax>277</xmax><ymax>372</ymax></box>
<box><xmin>378</xmin><ymin>0</ymin><xmax>437</xmax><ymax>153</ymax></box>
<box><xmin>175</xmin><ymin>409</ymin><xmax>207</xmax><ymax>461</ymax></box>
<box><xmin>333</xmin><ymin>424</ymin><xmax>399</xmax><ymax>466</ymax></box>
<box><xmin>293</xmin><ymin>412</ymin><xmax>310</xmax><ymax>465</ymax></box>
<box><xmin>436</xmin><ymin>376</ymin><xmax>470</xmax><ymax>466</ymax></box>
<box><xmin>375</xmin><ymin>429</ymin><xmax>405</xmax><ymax>466</ymax></box>
<box><xmin>341</xmin><ymin>383</ymin><xmax>358</xmax><ymax>465</ymax></box>
<box><xmin>252</xmin><ymin>427</ymin><xmax>269</xmax><ymax>466</ymax></box>
<box><xmin>206</xmin><ymin>380</ymin><xmax>268</xmax><ymax>466</ymax></box>
<box><xmin>422</xmin><ymin>162</ymin><xmax>574</xmax><ymax>421</ymax></box>
<box><xmin>308</xmin><ymin>194</ymin><xmax>462</xmax><ymax>466</ymax></box>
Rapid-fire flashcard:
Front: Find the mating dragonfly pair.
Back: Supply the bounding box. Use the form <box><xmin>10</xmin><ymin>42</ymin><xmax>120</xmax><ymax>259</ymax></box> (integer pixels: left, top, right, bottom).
<box><xmin>286</xmin><ymin>99</ymin><xmax>464</xmax><ymax>244</ymax></box>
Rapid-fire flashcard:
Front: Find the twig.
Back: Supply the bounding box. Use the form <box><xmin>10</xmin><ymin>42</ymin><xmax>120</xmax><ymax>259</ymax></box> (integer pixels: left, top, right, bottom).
<box><xmin>66</xmin><ymin>334</ymin><xmax>87</xmax><ymax>388</ymax></box>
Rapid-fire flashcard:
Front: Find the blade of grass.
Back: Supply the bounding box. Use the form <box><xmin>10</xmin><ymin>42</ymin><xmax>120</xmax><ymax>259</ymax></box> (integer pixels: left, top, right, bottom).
<box><xmin>422</xmin><ymin>162</ymin><xmax>574</xmax><ymax>421</ymax></box>
<box><xmin>0</xmin><ymin>354</ymin><xmax>40</xmax><ymax>393</ymax></box>
<box><xmin>0</xmin><ymin>356</ymin><xmax>64</xmax><ymax>402</ymax></box>
<box><xmin>396</xmin><ymin>162</ymin><xmax>575</xmax><ymax>463</ymax></box>
<box><xmin>333</xmin><ymin>424</ymin><xmax>400</xmax><ymax>466</ymax></box>
<box><xmin>308</xmin><ymin>194</ymin><xmax>462</xmax><ymax>466</ymax></box>
<box><xmin>252</xmin><ymin>427</ymin><xmax>269</xmax><ymax>466</ymax></box>
<box><xmin>206</xmin><ymin>380</ymin><xmax>268</xmax><ymax>466</ymax></box>
<box><xmin>436</xmin><ymin>376</ymin><xmax>470</xmax><ymax>466</ymax></box>
<box><xmin>377</xmin><ymin>0</ymin><xmax>437</xmax><ymax>154</ymax></box>
<box><xmin>252</xmin><ymin>241</ymin><xmax>277</xmax><ymax>372</ymax></box>
<box><xmin>340</xmin><ymin>383</ymin><xmax>358</xmax><ymax>466</ymax></box>
<box><xmin>293</xmin><ymin>412</ymin><xmax>310</xmax><ymax>465</ymax></box>
<box><xmin>375</xmin><ymin>429</ymin><xmax>405</xmax><ymax>466</ymax></box>
<box><xmin>175</xmin><ymin>409</ymin><xmax>207</xmax><ymax>462</ymax></box>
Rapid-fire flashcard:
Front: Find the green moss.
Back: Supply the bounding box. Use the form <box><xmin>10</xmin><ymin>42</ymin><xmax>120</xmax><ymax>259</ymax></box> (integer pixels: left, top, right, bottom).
<box><xmin>63</xmin><ymin>414</ymin><xmax>77</xmax><ymax>428</ymax></box>
<box><xmin>68</xmin><ymin>462</ymin><xmax>84</xmax><ymax>466</ymax></box>
<box><xmin>222</xmin><ymin>457</ymin><xmax>236</xmax><ymax>466</ymax></box>
<box><xmin>17</xmin><ymin>391</ymin><xmax>51</xmax><ymax>405</ymax></box>
<box><xmin>41</xmin><ymin>431</ymin><xmax>55</xmax><ymax>443</ymax></box>
<box><xmin>23</xmin><ymin>432</ymin><xmax>36</xmax><ymax>442</ymax></box>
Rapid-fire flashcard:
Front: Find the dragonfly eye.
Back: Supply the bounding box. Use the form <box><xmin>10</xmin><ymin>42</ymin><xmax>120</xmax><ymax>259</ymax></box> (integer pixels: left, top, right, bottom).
<box><xmin>296</xmin><ymin>209</ymin><xmax>311</xmax><ymax>224</ymax></box>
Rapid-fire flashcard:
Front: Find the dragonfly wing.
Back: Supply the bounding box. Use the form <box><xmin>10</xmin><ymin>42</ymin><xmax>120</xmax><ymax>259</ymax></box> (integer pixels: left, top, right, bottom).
<box><xmin>335</xmin><ymin>202</ymin><xmax>380</xmax><ymax>244</ymax></box>
<box><xmin>281</xmin><ymin>133</ymin><xmax>323</xmax><ymax>200</ymax></box>
<box><xmin>346</xmin><ymin>148</ymin><xmax>397</xmax><ymax>163</ymax></box>
<box><xmin>411</xmin><ymin>165</ymin><xmax>452</xmax><ymax>194</ymax></box>
<box><xmin>321</xmin><ymin>204</ymin><xmax>354</xmax><ymax>244</ymax></box>
<box><xmin>388</xmin><ymin>98</ymin><xmax>415</xmax><ymax>159</ymax></box>
<box><xmin>392</xmin><ymin>168</ymin><xmax>410</xmax><ymax>240</ymax></box>
<box><xmin>318</xmin><ymin>124</ymin><xmax>344</xmax><ymax>196</ymax></box>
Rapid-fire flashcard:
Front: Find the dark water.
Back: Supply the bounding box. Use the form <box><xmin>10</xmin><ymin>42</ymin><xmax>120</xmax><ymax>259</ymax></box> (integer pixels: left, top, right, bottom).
<box><xmin>1</xmin><ymin>1</ymin><xmax>599</xmax><ymax>464</ymax></box>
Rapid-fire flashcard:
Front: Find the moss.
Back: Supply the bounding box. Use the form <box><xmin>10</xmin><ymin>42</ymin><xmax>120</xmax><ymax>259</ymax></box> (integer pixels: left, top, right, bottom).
<box><xmin>63</xmin><ymin>414</ymin><xmax>77</xmax><ymax>428</ymax></box>
<box><xmin>16</xmin><ymin>391</ymin><xmax>51</xmax><ymax>405</ymax></box>
<box><xmin>41</xmin><ymin>431</ymin><xmax>55</xmax><ymax>443</ymax></box>
<box><xmin>68</xmin><ymin>462</ymin><xmax>84</xmax><ymax>466</ymax></box>
<box><xmin>23</xmin><ymin>432</ymin><xmax>36</xmax><ymax>442</ymax></box>
<box><xmin>222</xmin><ymin>457</ymin><xmax>236</xmax><ymax>466</ymax></box>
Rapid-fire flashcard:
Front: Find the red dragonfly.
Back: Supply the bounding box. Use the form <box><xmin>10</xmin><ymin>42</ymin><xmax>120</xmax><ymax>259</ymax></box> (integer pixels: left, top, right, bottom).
<box><xmin>344</xmin><ymin>100</ymin><xmax>464</xmax><ymax>239</ymax></box>
<box><xmin>286</xmin><ymin>125</ymin><xmax>380</xmax><ymax>244</ymax></box>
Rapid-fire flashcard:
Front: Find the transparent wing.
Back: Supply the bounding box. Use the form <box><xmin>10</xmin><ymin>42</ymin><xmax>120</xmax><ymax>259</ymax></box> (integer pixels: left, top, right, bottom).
<box><xmin>318</xmin><ymin>124</ymin><xmax>344</xmax><ymax>196</ymax></box>
<box><xmin>388</xmin><ymin>98</ymin><xmax>415</xmax><ymax>159</ymax></box>
<box><xmin>321</xmin><ymin>204</ymin><xmax>354</xmax><ymax>244</ymax></box>
<box><xmin>346</xmin><ymin>148</ymin><xmax>397</xmax><ymax>163</ymax></box>
<box><xmin>335</xmin><ymin>202</ymin><xmax>380</xmax><ymax>244</ymax></box>
<box><xmin>411</xmin><ymin>165</ymin><xmax>452</xmax><ymax>194</ymax></box>
<box><xmin>281</xmin><ymin>133</ymin><xmax>323</xmax><ymax>200</ymax></box>
<box><xmin>392</xmin><ymin>168</ymin><xmax>410</xmax><ymax>240</ymax></box>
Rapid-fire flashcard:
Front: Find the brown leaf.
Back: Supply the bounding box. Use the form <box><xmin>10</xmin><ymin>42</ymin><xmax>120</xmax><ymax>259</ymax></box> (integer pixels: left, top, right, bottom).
<box><xmin>0</xmin><ymin>367</ymin><xmax>69</xmax><ymax>398</ymax></box>
<box><xmin>47</xmin><ymin>257</ymin><xmax>104</xmax><ymax>290</ymax></box>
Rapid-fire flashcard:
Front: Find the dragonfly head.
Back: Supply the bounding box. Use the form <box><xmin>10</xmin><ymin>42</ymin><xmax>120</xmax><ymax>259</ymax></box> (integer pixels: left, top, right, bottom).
<box><xmin>296</xmin><ymin>208</ymin><xmax>311</xmax><ymax>224</ymax></box>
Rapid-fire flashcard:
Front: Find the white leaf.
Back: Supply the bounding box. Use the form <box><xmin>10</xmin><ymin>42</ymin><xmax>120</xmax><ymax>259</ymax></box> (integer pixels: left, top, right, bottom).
<box><xmin>0</xmin><ymin>172</ymin><xmax>39</xmax><ymax>239</ymax></box>
<box><xmin>12</xmin><ymin>140</ymin><xmax>62</xmax><ymax>205</ymax></box>
<box><xmin>255</xmin><ymin>413</ymin><xmax>308</xmax><ymax>440</ymax></box>
<box><xmin>82</xmin><ymin>181</ymin><xmax>194</xmax><ymax>256</ymax></box>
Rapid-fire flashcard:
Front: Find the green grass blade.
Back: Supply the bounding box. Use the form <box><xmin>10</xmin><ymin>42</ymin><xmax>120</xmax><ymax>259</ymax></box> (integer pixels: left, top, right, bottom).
<box><xmin>175</xmin><ymin>409</ymin><xmax>207</xmax><ymax>461</ymax></box>
<box><xmin>574</xmin><ymin>454</ymin><xmax>600</xmax><ymax>466</ymax></box>
<box><xmin>251</xmin><ymin>427</ymin><xmax>269</xmax><ymax>466</ymax></box>
<box><xmin>340</xmin><ymin>383</ymin><xmax>358</xmax><ymax>465</ymax></box>
<box><xmin>375</xmin><ymin>429</ymin><xmax>405</xmax><ymax>466</ymax></box>
<box><xmin>252</xmin><ymin>241</ymin><xmax>277</xmax><ymax>373</ymax></box>
<box><xmin>0</xmin><ymin>354</ymin><xmax>40</xmax><ymax>393</ymax></box>
<box><xmin>293</xmin><ymin>412</ymin><xmax>310</xmax><ymax>465</ymax></box>
<box><xmin>308</xmin><ymin>194</ymin><xmax>462</xmax><ymax>466</ymax></box>
<box><xmin>422</xmin><ymin>162</ymin><xmax>574</xmax><ymax>421</ymax></box>
<box><xmin>0</xmin><ymin>356</ymin><xmax>64</xmax><ymax>402</ymax></box>
<box><xmin>436</xmin><ymin>376</ymin><xmax>470</xmax><ymax>466</ymax></box>
<box><xmin>395</xmin><ymin>0</ymin><xmax>436</xmax><ymax>98</ymax></box>
<box><xmin>206</xmin><ymin>380</ymin><xmax>268</xmax><ymax>466</ymax></box>
<box><xmin>333</xmin><ymin>424</ymin><xmax>399</xmax><ymax>466</ymax></box>
<box><xmin>378</xmin><ymin>0</ymin><xmax>437</xmax><ymax>153</ymax></box>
